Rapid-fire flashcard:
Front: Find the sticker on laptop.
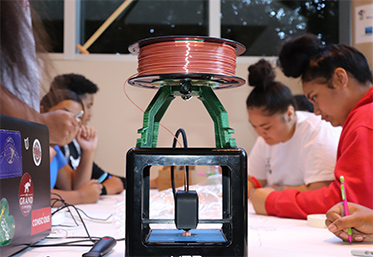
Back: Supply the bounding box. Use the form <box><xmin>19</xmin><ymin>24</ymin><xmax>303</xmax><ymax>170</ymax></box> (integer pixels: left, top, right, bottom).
<box><xmin>19</xmin><ymin>173</ymin><xmax>33</xmax><ymax>217</ymax></box>
<box><xmin>0</xmin><ymin>130</ymin><xmax>23</xmax><ymax>179</ymax></box>
<box><xmin>24</xmin><ymin>137</ymin><xmax>30</xmax><ymax>150</ymax></box>
<box><xmin>32</xmin><ymin>139</ymin><xmax>42</xmax><ymax>166</ymax></box>
<box><xmin>31</xmin><ymin>207</ymin><xmax>51</xmax><ymax>235</ymax></box>
<box><xmin>0</xmin><ymin>198</ymin><xmax>15</xmax><ymax>246</ymax></box>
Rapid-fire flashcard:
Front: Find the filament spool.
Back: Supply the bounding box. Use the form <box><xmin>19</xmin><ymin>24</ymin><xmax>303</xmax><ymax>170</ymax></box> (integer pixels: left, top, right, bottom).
<box><xmin>128</xmin><ymin>36</ymin><xmax>246</xmax><ymax>89</ymax></box>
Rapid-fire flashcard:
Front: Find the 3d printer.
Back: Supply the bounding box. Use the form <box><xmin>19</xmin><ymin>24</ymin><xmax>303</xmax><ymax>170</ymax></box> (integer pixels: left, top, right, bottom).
<box><xmin>125</xmin><ymin>36</ymin><xmax>248</xmax><ymax>257</ymax></box>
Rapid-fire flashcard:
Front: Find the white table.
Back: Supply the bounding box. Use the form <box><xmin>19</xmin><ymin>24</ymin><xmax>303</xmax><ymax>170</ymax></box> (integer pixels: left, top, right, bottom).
<box><xmin>14</xmin><ymin>193</ymin><xmax>126</xmax><ymax>257</ymax></box>
<box><xmin>248</xmin><ymin>210</ymin><xmax>372</xmax><ymax>257</ymax></box>
<box><xmin>15</xmin><ymin>187</ymin><xmax>372</xmax><ymax>257</ymax></box>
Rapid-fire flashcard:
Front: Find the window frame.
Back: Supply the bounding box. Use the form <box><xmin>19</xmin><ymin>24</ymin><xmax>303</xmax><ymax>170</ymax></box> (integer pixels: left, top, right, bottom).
<box><xmin>48</xmin><ymin>0</ymin><xmax>350</xmax><ymax>62</ymax></box>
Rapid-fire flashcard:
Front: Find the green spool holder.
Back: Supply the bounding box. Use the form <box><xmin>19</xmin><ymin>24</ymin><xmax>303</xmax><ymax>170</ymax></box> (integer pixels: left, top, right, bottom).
<box><xmin>136</xmin><ymin>81</ymin><xmax>236</xmax><ymax>149</ymax></box>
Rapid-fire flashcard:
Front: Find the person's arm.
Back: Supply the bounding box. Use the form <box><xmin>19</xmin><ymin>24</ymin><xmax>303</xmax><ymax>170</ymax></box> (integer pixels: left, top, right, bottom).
<box><xmin>250</xmin><ymin>180</ymin><xmax>332</xmax><ymax>214</ymax></box>
<box><xmin>248</xmin><ymin>176</ymin><xmax>267</xmax><ymax>197</ymax></box>
<box><xmin>51</xmin><ymin>180</ymin><xmax>102</xmax><ymax>206</ymax></box>
<box><xmin>91</xmin><ymin>163</ymin><xmax>124</xmax><ymax>195</ymax></box>
<box><xmin>271</xmin><ymin>180</ymin><xmax>334</xmax><ymax>192</ymax></box>
<box><xmin>251</xmin><ymin>180</ymin><xmax>332</xmax><ymax>215</ymax></box>
<box><xmin>72</xmin><ymin>126</ymin><xmax>98</xmax><ymax>189</ymax></box>
<box><xmin>102</xmin><ymin>176</ymin><xmax>124</xmax><ymax>195</ymax></box>
<box><xmin>248</xmin><ymin>137</ymin><xmax>268</xmax><ymax>197</ymax></box>
<box><xmin>326</xmin><ymin>202</ymin><xmax>373</xmax><ymax>242</ymax></box>
<box><xmin>54</xmin><ymin>164</ymin><xmax>74</xmax><ymax>191</ymax></box>
<box><xmin>1</xmin><ymin>83</ymin><xmax>41</xmax><ymax>123</ymax></box>
<box><xmin>1</xmin><ymin>84</ymin><xmax>79</xmax><ymax>145</ymax></box>
<box><xmin>250</xmin><ymin>187</ymin><xmax>275</xmax><ymax>215</ymax></box>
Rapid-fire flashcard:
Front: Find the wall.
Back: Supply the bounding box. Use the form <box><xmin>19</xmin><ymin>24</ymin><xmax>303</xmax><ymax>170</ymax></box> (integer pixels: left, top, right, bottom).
<box><xmin>49</xmin><ymin>57</ymin><xmax>302</xmax><ymax>177</ymax></box>
<box><xmin>352</xmin><ymin>0</ymin><xmax>373</xmax><ymax>70</ymax></box>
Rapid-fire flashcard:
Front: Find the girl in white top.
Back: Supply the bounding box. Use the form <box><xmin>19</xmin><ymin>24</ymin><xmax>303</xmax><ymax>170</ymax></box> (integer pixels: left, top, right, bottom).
<box><xmin>246</xmin><ymin>59</ymin><xmax>341</xmax><ymax>195</ymax></box>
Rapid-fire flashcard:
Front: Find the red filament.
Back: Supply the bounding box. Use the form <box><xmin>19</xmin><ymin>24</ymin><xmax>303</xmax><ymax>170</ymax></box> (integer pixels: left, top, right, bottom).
<box><xmin>136</xmin><ymin>40</ymin><xmax>238</xmax><ymax>76</ymax></box>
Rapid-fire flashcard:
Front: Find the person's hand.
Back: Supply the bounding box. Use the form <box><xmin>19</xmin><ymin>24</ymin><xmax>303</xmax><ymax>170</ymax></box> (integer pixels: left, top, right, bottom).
<box><xmin>42</xmin><ymin>110</ymin><xmax>80</xmax><ymax>145</ymax></box>
<box><xmin>250</xmin><ymin>187</ymin><xmax>275</xmax><ymax>215</ymax></box>
<box><xmin>326</xmin><ymin>202</ymin><xmax>373</xmax><ymax>242</ymax></box>
<box><xmin>76</xmin><ymin>125</ymin><xmax>98</xmax><ymax>152</ymax></box>
<box><xmin>77</xmin><ymin>180</ymin><xmax>102</xmax><ymax>203</ymax></box>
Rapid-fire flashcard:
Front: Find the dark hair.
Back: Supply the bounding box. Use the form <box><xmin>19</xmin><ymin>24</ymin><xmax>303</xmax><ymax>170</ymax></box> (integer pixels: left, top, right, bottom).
<box><xmin>40</xmin><ymin>89</ymin><xmax>84</xmax><ymax>112</ymax></box>
<box><xmin>278</xmin><ymin>33</ymin><xmax>373</xmax><ymax>84</ymax></box>
<box><xmin>0</xmin><ymin>0</ymin><xmax>51</xmax><ymax>101</ymax></box>
<box><xmin>246</xmin><ymin>59</ymin><xmax>295</xmax><ymax>116</ymax></box>
<box><xmin>50</xmin><ymin>73</ymin><xmax>99</xmax><ymax>96</ymax></box>
<box><xmin>293</xmin><ymin>94</ymin><xmax>314</xmax><ymax>113</ymax></box>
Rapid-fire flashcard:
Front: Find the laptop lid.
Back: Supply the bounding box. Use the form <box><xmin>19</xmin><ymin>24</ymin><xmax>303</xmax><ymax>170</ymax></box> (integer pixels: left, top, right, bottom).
<box><xmin>0</xmin><ymin>115</ymin><xmax>51</xmax><ymax>256</ymax></box>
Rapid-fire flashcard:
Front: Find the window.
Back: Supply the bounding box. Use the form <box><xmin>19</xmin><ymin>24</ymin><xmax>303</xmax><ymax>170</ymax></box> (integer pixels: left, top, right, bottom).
<box><xmin>221</xmin><ymin>0</ymin><xmax>341</xmax><ymax>56</ymax></box>
<box><xmin>31</xmin><ymin>0</ymin><xmax>64</xmax><ymax>53</ymax></box>
<box><xmin>80</xmin><ymin>0</ymin><xmax>208</xmax><ymax>54</ymax></box>
<box><xmin>33</xmin><ymin>0</ymin><xmax>350</xmax><ymax>57</ymax></box>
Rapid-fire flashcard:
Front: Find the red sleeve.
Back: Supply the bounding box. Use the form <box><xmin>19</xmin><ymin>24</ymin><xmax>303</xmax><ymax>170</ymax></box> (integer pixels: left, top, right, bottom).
<box><xmin>265</xmin><ymin>125</ymin><xmax>373</xmax><ymax>219</ymax></box>
<box><xmin>265</xmin><ymin>182</ymin><xmax>342</xmax><ymax>219</ymax></box>
<box><xmin>335</xmin><ymin>126</ymin><xmax>373</xmax><ymax>209</ymax></box>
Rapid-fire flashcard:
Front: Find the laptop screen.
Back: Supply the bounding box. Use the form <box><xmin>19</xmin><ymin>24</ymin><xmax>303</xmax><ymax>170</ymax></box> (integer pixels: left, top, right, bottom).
<box><xmin>0</xmin><ymin>115</ymin><xmax>51</xmax><ymax>256</ymax></box>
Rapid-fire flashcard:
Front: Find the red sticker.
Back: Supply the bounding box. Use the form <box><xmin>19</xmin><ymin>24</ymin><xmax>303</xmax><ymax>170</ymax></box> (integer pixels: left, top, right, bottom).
<box><xmin>19</xmin><ymin>173</ymin><xmax>33</xmax><ymax>217</ymax></box>
<box><xmin>31</xmin><ymin>207</ymin><xmax>51</xmax><ymax>235</ymax></box>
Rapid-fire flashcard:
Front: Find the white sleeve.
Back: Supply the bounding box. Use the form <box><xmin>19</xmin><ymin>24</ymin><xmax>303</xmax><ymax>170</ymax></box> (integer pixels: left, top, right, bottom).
<box><xmin>248</xmin><ymin>137</ymin><xmax>268</xmax><ymax>180</ymax></box>
<box><xmin>302</xmin><ymin>125</ymin><xmax>341</xmax><ymax>185</ymax></box>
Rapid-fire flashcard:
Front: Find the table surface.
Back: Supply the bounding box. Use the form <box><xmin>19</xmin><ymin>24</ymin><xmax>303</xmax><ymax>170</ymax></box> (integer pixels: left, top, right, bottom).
<box><xmin>14</xmin><ymin>187</ymin><xmax>372</xmax><ymax>257</ymax></box>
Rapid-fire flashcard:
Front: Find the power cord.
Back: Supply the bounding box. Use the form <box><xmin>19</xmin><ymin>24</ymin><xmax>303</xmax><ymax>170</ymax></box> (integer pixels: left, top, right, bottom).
<box><xmin>28</xmin><ymin>193</ymin><xmax>125</xmax><ymax>249</ymax></box>
<box><xmin>50</xmin><ymin>194</ymin><xmax>93</xmax><ymax>241</ymax></box>
<box><xmin>170</xmin><ymin>128</ymin><xmax>199</xmax><ymax>231</ymax></box>
<box><xmin>170</xmin><ymin>128</ymin><xmax>189</xmax><ymax>199</ymax></box>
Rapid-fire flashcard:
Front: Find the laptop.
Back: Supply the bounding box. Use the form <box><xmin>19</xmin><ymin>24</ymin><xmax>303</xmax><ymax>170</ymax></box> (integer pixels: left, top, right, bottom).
<box><xmin>0</xmin><ymin>115</ymin><xmax>51</xmax><ymax>256</ymax></box>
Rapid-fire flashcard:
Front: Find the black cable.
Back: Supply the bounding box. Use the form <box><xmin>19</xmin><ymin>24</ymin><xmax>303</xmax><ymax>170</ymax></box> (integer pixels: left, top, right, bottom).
<box><xmin>170</xmin><ymin>128</ymin><xmax>189</xmax><ymax>199</ymax></box>
<box><xmin>30</xmin><ymin>239</ymin><xmax>97</xmax><ymax>247</ymax></box>
<box><xmin>49</xmin><ymin>193</ymin><xmax>93</xmax><ymax>241</ymax></box>
<box><xmin>51</xmin><ymin>197</ymin><xmax>80</xmax><ymax>227</ymax></box>
<box><xmin>51</xmin><ymin>193</ymin><xmax>78</xmax><ymax>224</ymax></box>
<box><xmin>29</xmin><ymin>244</ymin><xmax>95</xmax><ymax>247</ymax></box>
<box><xmin>52</xmin><ymin>203</ymin><xmax>113</xmax><ymax>222</ymax></box>
<box><xmin>46</xmin><ymin>236</ymin><xmax>125</xmax><ymax>241</ymax></box>
<box><xmin>27</xmin><ymin>193</ymin><xmax>126</xmax><ymax>249</ymax></box>
<box><xmin>28</xmin><ymin>237</ymin><xmax>126</xmax><ymax>248</ymax></box>
<box><xmin>75</xmin><ymin>207</ymin><xmax>113</xmax><ymax>221</ymax></box>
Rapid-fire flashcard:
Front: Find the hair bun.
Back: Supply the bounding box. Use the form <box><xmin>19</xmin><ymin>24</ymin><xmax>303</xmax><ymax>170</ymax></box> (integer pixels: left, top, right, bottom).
<box><xmin>248</xmin><ymin>59</ymin><xmax>275</xmax><ymax>89</ymax></box>
<box><xmin>278</xmin><ymin>33</ymin><xmax>323</xmax><ymax>78</ymax></box>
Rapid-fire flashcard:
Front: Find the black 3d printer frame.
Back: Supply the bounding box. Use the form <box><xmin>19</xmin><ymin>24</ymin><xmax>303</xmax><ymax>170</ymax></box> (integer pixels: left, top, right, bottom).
<box><xmin>125</xmin><ymin>147</ymin><xmax>248</xmax><ymax>257</ymax></box>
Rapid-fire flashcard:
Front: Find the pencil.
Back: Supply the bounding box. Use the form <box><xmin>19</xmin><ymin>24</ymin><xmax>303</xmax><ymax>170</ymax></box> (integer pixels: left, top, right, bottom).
<box><xmin>340</xmin><ymin>176</ymin><xmax>352</xmax><ymax>243</ymax></box>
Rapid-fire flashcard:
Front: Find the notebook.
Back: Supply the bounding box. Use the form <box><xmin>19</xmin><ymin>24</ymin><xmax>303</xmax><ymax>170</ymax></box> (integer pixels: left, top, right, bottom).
<box><xmin>0</xmin><ymin>115</ymin><xmax>51</xmax><ymax>256</ymax></box>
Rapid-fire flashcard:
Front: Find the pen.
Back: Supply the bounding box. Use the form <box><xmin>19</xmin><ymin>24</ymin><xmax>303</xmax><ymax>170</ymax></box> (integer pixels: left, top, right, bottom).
<box><xmin>74</xmin><ymin>110</ymin><xmax>84</xmax><ymax>119</ymax></box>
<box><xmin>340</xmin><ymin>176</ymin><xmax>352</xmax><ymax>243</ymax></box>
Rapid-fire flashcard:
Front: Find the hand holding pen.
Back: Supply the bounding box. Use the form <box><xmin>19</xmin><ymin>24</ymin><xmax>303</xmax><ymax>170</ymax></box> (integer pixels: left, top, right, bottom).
<box><xmin>42</xmin><ymin>109</ymin><xmax>81</xmax><ymax>146</ymax></box>
<box><xmin>326</xmin><ymin>201</ymin><xmax>373</xmax><ymax>242</ymax></box>
<box><xmin>340</xmin><ymin>176</ymin><xmax>353</xmax><ymax>243</ymax></box>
